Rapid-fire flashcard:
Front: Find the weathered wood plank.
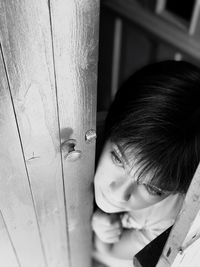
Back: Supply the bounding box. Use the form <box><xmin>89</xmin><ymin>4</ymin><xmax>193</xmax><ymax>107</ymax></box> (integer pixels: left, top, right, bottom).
<box><xmin>170</xmin><ymin>208</ymin><xmax>200</xmax><ymax>266</ymax></box>
<box><xmin>0</xmin><ymin>45</ymin><xmax>46</xmax><ymax>267</ymax></box>
<box><xmin>0</xmin><ymin>210</ymin><xmax>20</xmax><ymax>267</ymax></box>
<box><xmin>0</xmin><ymin>1</ymin><xmax>71</xmax><ymax>266</ymax></box>
<box><xmin>49</xmin><ymin>0</ymin><xmax>99</xmax><ymax>266</ymax></box>
<box><xmin>171</xmin><ymin>234</ymin><xmax>200</xmax><ymax>266</ymax></box>
<box><xmin>157</xmin><ymin>162</ymin><xmax>200</xmax><ymax>266</ymax></box>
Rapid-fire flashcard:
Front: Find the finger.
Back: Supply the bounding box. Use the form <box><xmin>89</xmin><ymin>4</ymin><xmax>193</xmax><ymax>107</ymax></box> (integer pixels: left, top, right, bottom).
<box><xmin>93</xmin><ymin>221</ymin><xmax>121</xmax><ymax>230</ymax></box>
<box><xmin>95</xmin><ymin>228</ymin><xmax>122</xmax><ymax>242</ymax></box>
<box><xmin>102</xmin><ymin>226</ymin><xmax>122</xmax><ymax>234</ymax></box>
<box><xmin>97</xmin><ymin>227</ymin><xmax>122</xmax><ymax>236</ymax></box>
<box><xmin>110</xmin><ymin>220</ymin><xmax>122</xmax><ymax>228</ymax></box>
<box><xmin>92</xmin><ymin>216</ymin><xmax>113</xmax><ymax>226</ymax></box>
<box><xmin>92</xmin><ymin>211</ymin><xmax>121</xmax><ymax>226</ymax></box>
<box><xmin>110</xmin><ymin>213</ymin><xmax>121</xmax><ymax>223</ymax></box>
<box><xmin>93</xmin><ymin>225</ymin><xmax>122</xmax><ymax>236</ymax></box>
<box><xmin>98</xmin><ymin>234</ymin><xmax>121</xmax><ymax>244</ymax></box>
<box><xmin>92</xmin><ymin>217</ymin><xmax>122</xmax><ymax>229</ymax></box>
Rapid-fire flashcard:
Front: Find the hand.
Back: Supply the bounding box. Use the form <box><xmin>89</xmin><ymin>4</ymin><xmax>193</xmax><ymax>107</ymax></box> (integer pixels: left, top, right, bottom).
<box><xmin>92</xmin><ymin>209</ymin><xmax>122</xmax><ymax>244</ymax></box>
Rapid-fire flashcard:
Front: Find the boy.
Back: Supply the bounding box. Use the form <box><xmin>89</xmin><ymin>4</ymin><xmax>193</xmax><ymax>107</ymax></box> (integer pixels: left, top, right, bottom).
<box><xmin>92</xmin><ymin>61</ymin><xmax>200</xmax><ymax>266</ymax></box>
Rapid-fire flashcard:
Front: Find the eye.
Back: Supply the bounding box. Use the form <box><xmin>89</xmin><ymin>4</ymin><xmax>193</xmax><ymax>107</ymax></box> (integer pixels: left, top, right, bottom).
<box><xmin>143</xmin><ymin>184</ymin><xmax>164</xmax><ymax>197</ymax></box>
<box><xmin>110</xmin><ymin>150</ymin><xmax>124</xmax><ymax>167</ymax></box>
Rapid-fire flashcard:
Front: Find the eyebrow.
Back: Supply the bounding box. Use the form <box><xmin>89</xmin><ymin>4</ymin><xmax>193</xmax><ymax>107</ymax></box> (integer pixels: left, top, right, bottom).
<box><xmin>113</xmin><ymin>144</ymin><xmax>127</xmax><ymax>162</ymax></box>
<box><xmin>113</xmin><ymin>144</ymin><xmax>132</xmax><ymax>171</ymax></box>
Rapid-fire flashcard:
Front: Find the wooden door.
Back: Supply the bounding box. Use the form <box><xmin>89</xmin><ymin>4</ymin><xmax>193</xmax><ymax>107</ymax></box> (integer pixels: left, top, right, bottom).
<box><xmin>0</xmin><ymin>0</ymin><xmax>99</xmax><ymax>266</ymax></box>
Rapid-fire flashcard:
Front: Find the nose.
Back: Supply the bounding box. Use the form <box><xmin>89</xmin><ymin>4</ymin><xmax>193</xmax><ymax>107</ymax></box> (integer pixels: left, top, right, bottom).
<box><xmin>109</xmin><ymin>178</ymin><xmax>135</xmax><ymax>202</ymax></box>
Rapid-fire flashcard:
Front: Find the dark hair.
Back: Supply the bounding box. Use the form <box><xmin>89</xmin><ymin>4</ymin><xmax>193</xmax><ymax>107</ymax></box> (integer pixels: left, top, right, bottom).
<box><xmin>104</xmin><ymin>60</ymin><xmax>200</xmax><ymax>194</ymax></box>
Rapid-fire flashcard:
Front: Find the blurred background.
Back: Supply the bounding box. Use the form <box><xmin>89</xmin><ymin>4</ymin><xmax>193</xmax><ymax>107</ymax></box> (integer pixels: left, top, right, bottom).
<box><xmin>97</xmin><ymin>0</ymin><xmax>200</xmax><ymax>115</ymax></box>
<box><xmin>96</xmin><ymin>0</ymin><xmax>200</xmax><ymax>158</ymax></box>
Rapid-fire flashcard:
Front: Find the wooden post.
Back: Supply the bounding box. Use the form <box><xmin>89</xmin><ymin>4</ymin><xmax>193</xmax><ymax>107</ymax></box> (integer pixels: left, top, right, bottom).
<box><xmin>48</xmin><ymin>1</ymin><xmax>99</xmax><ymax>266</ymax></box>
<box><xmin>0</xmin><ymin>1</ymin><xmax>99</xmax><ymax>266</ymax></box>
<box><xmin>156</xmin><ymin>162</ymin><xmax>200</xmax><ymax>266</ymax></box>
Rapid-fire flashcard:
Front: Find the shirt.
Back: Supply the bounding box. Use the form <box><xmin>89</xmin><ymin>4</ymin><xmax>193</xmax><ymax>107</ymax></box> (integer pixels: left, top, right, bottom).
<box><xmin>93</xmin><ymin>193</ymin><xmax>184</xmax><ymax>267</ymax></box>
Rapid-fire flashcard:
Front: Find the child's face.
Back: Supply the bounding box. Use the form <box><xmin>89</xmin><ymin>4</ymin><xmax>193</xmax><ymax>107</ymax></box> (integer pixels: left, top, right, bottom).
<box><xmin>94</xmin><ymin>141</ymin><xmax>170</xmax><ymax>213</ymax></box>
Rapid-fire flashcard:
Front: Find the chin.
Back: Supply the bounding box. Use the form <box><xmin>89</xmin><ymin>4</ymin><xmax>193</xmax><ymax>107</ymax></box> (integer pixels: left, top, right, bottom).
<box><xmin>95</xmin><ymin>193</ymin><xmax>124</xmax><ymax>213</ymax></box>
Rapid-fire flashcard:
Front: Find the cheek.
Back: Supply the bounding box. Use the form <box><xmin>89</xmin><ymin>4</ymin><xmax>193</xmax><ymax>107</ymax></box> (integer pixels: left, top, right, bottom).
<box><xmin>94</xmin><ymin>149</ymin><xmax>116</xmax><ymax>182</ymax></box>
<box><xmin>94</xmin><ymin>168</ymin><xmax>104</xmax><ymax>188</ymax></box>
<box><xmin>131</xmin><ymin>185</ymin><xmax>165</xmax><ymax>208</ymax></box>
<box><xmin>94</xmin><ymin>162</ymin><xmax>114</xmax><ymax>188</ymax></box>
<box><xmin>94</xmin><ymin>157</ymin><xmax>110</xmax><ymax>186</ymax></box>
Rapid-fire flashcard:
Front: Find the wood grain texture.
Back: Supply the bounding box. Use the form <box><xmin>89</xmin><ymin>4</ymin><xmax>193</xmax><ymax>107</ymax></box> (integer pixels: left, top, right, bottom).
<box><xmin>49</xmin><ymin>0</ymin><xmax>99</xmax><ymax>266</ymax></box>
<box><xmin>171</xmin><ymin>236</ymin><xmax>200</xmax><ymax>266</ymax></box>
<box><xmin>0</xmin><ymin>45</ymin><xmax>46</xmax><ymax>267</ymax></box>
<box><xmin>157</xmin><ymin>162</ymin><xmax>200</xmax><ymax>266</ymax></box>
<box><xmin>0</xmin><ymin>1</ymin><xmax>70</xmax><ymax>266</ymax></box>
<box><xmin>0</xmin><ymin>0</ymin><xmax>99</xmax><ymax>266</ymax></box>
<box><xmin>0</xmin><ymin>211</ymin><xmax>20</xmax><ymax>267</ymax></box>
